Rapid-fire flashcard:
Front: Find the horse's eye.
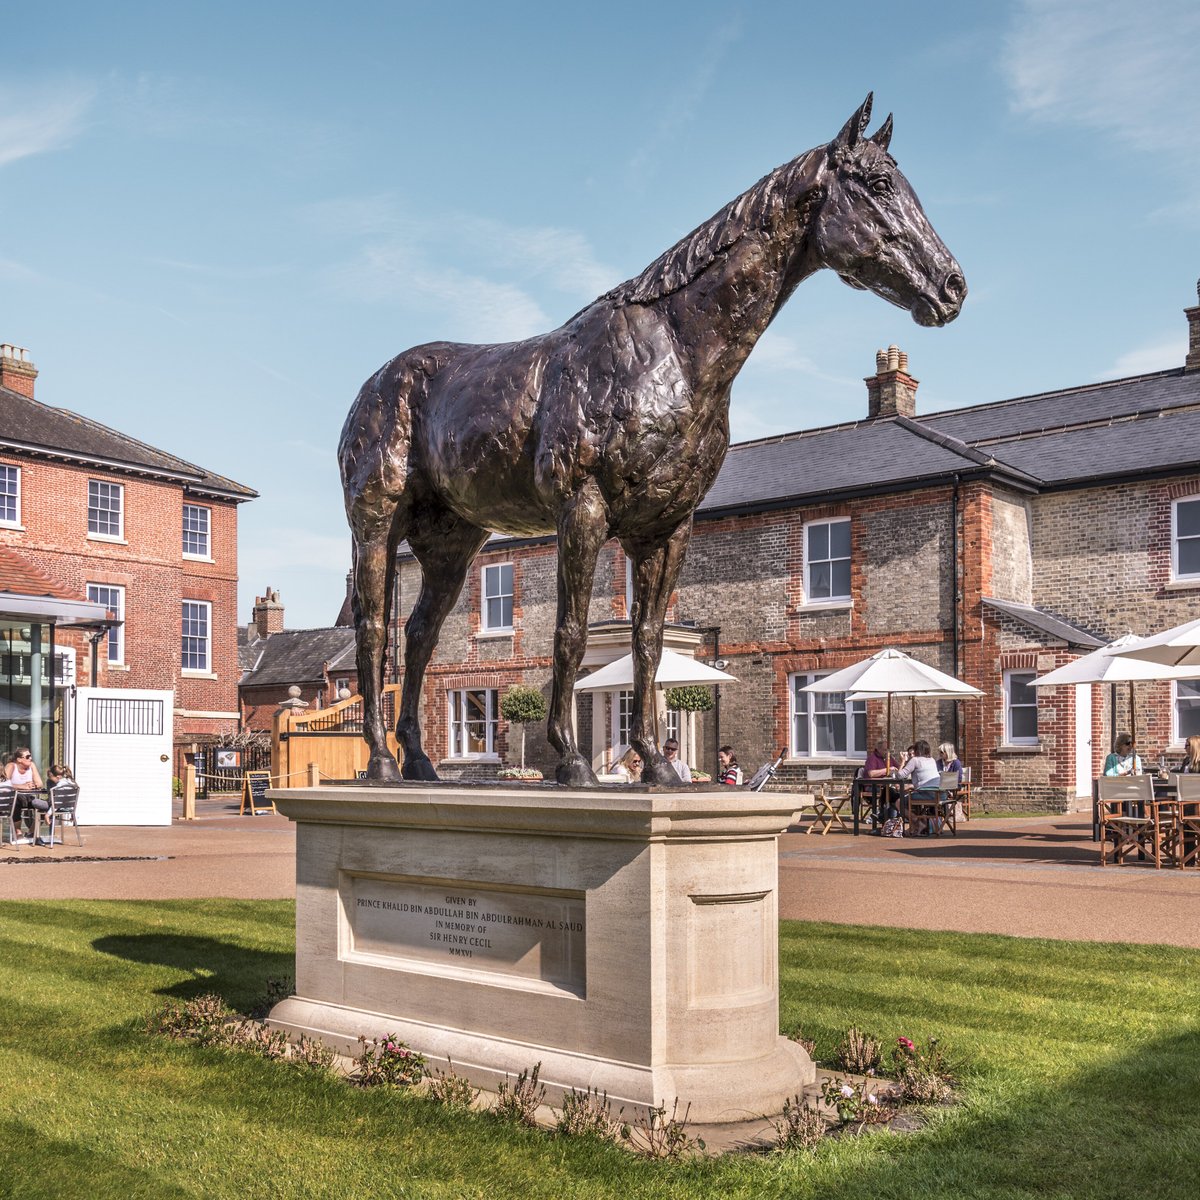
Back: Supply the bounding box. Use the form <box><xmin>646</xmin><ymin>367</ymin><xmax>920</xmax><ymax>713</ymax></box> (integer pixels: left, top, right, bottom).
<box><xmin>870</xmin><ymin>177</ymin><xmax>892</xmax><ymax>195</ymax></box>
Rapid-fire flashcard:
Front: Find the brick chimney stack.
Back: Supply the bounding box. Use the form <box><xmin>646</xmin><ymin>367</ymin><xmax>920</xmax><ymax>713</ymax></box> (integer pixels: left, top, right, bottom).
<box><xmin>1186</xmin><ymin>279</ymin><xmax>1200</xmax><ymax>372</ymax></box>
<box><xmin>865</xmin><ymin>344</ymin><xmax>918</xmax><ymax>419</ymax></box>
<box><xmin>252</xmin><ymin>586</ymin><xmax>284</xmax><ymax>637</ymax></box>
<box><xmin>0</xmin><ymin>345</ymin><xmax>37</xmax><ymax>398</ymax></box>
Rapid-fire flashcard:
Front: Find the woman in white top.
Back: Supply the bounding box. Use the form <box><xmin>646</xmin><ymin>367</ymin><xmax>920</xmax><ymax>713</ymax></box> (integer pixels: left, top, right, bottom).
<box><xmin>6</xmin><ymin>747</ymin><xmax>46</xmax><ymax>844</ymax></box>
<box><xmin>610</xmin><ymin>747</ymin><xmax>643</xmax><ymax>783</ymax></box>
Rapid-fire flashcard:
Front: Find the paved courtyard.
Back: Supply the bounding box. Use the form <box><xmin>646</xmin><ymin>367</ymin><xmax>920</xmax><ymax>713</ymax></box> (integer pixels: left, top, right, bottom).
<box><xmin>4</xmin><ymin>801</ymin><xmax>1200</xmax><ymax>948</ymax></box>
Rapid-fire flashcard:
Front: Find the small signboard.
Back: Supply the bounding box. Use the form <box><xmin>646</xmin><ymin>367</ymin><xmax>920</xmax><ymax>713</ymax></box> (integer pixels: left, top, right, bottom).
<box><xmin>240</xmin><ymin>770</ymin><xmax>275</xmax><ymax>815</ymax></box>
<box><xmin>216</xmin><ymin>748</ymin><xmax>241</xmax><ymax>770</ymax></box>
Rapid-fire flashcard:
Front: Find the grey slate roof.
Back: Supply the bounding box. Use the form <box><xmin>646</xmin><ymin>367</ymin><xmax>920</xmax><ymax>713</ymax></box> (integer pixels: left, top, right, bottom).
<box><xmin>0</xmin><ymin>384</ymin><xmax>257</xmax><ymax>500</ymax></box>
<box><xmin>698</xmin><ymin>365</ymin><xmax>1200</xmax><ymax>514</ymax></box>
<box><xmin>239</xmin><ymin>627</ymin><xmax>357</xmax><ymax>687</ymax></box>
<box><xmin>982</xmin><ymin>598</ymin><xmax>1106</xmax><ymax>649</ymax></box>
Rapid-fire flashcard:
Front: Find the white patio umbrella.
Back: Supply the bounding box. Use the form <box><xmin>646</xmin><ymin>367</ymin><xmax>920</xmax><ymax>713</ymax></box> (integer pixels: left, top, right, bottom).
<box><xmin>573</xmin><ymin>648</ymin><xmax>737</xmax><ymax>691</ymax></box>
<box><xmin>1106</xmin><ymin>616</ymin><xmax>1200</xmax><ymax>671</ymax></box>
<box><xmin>1033</xmin><ymin>633</ymin><xmax>1195</xmax><ymax>749</ymax></box>
<box><xmin>802</xmin><ymin>648</ymin><xmax>982</xmax><ymax>765</ymax></box>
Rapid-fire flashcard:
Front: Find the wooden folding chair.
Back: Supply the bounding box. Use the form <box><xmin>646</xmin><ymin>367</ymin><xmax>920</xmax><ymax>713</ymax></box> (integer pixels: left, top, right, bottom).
<box><xmin>907</xmin><ymin>771</ymin><xmax>959</xmax><ymax>837</ymax></box>
<box><xmin>1173</xmin><ymin>775</ymin><xmax>1200</xmax><ymax>869</ymax></box>
<box><xmin>1097</xmin><ymin>776</ymin><xmax>1155</xmax><ymax>866</ymax></box>
<box><xmin>806</xmin><ymin>767</ymin><xmax>851</xmax><ymax>836</ymax></box>
<box><xmin>958</xmin><ymin>765</ymin><xmax>972</xmax><ymax>821</ymax></box>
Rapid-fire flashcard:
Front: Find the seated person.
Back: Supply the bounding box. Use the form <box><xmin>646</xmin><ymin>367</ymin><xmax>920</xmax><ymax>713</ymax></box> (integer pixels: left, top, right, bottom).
<box><xmin>936</xmin><ymin>741</ymin><xmax>963</xmax><ymax>785</ymax></box>
<box><xmin>862</xmin><ymin>740</ymin><xmax>895</xmax><ymax>778</ymax></box>
<box><xmin>1176</xmin><ymin>735</ymin><xmax>1200</xmax><ymax>775</ymax></box>
<box><xmin>895</xmin><ymin>739</ymin><xmax>941</xmax><ymax>832</ymax></box>
<box><xmin>6</xmin><ymin>747</ymin><xmax>47</xmax><ymax>845</ymax></box>
<box><xmin>47</xmin><ymin>763</ymin><xmax>74</xmax><ymax>789</ymax></box>
<box><xmin>1103</xmin><ymin>733</ymin><xmax>1142</xmax><ymax>776</ymax></box>
<box><xmin>662</xmin><ymin>740</ymin><xmax>691</xmax><ymax>783</ymax></box>
<box><xmin>610</xmin><ymin>747</ymin><xmax>643</xmax><ymax>783</ymax></box>
<box><xmin>717</xmin><ymin>745</ymin><xmax>743</xmax><ymax>786</ymax></box>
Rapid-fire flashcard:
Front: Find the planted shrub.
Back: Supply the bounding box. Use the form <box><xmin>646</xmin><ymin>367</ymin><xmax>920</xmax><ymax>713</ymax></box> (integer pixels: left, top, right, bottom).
<box><xmin>493</xmin><ymin>1062</ymin><xmax>546</xmax><ymax>1127</ymax></box>
<box><xmin>426</xmin><ymin>1066</ymin><xmax>479</xmax><ymax>1111</ymax></box>
<box><xmin>663</xmin><ymin>685</ymin><xmax>714</xmax><ymax>714</ymax></box>
<box><xmin>622</xmin><ymin>1099</ymin><xmax>705</xmax><ymax>1159</ymax></box>
<box><xmin>149</xmin><ymin>994</ymin><xmax>237</xmax><ymax>1046</ymax></box>
<box><xmin>554</xmin><ymin>1088</ymin><xmax>625</xmax><ymax>1141</ymax></box>
<box><xmin>500</xmin><ymin>685</ymin><xmax>548</xmax><ymax>770</ymax></box>
<box><xmin>351</xmin><ymin>1034</ymin><xmax>427</xmax><ymax>1087</ymax></box>
<box><xmin>772</xmin><ymin>1094</ymin><xmax>827</xmax><ymax>1152</ymax></box>
<box><xmin>836</xmin><ymin>1026</ymin><xmax>882</xmax><ymax>1074</ymax></box>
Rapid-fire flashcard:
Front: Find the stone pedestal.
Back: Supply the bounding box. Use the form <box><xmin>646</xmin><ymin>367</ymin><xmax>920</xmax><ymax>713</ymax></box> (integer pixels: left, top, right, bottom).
<box><xmin>267</xmin><ymin>784</ymin><xmax>813</xmax><ymax>1123</ymax></box>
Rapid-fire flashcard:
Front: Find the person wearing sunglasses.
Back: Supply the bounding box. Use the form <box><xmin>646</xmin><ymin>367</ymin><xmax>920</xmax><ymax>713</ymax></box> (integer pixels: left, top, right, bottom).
<box><xmin>662</xmin><ymin>739</ymin><xmax>691</xmax><ymax>783</ymax></box>
<box><xmin>6</xmin><ymin>747</ymin><xmax>47</xmax><ymax>845</ymax></box>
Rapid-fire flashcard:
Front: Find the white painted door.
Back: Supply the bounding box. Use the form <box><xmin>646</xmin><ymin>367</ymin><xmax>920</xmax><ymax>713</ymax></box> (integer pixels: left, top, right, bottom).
<box><xmin>71</xmin><ymin>687</ymin><xmax>174</xmax><ymax>825</ymax></box>
<box><xmin>1074</xmin><ymin>684</ymin><xmax>1093</xmax><ymax>798</ymax></box>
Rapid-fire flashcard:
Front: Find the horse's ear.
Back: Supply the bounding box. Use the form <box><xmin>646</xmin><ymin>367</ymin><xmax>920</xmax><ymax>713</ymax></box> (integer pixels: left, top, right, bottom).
<box><xmin>869</xmin><ymin>112</ymin><xmax>893</xmax><ymax>152</ymax></box>
<box><xmin>833</xmin><ymin>93</ymin><xmax>873</xmax><ymax>148</ymax></box>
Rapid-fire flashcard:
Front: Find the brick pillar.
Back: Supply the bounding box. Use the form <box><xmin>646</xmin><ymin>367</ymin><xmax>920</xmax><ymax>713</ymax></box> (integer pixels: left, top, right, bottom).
<box><xmin>253</xmin><ymin>587</ymin><xmax>284</xmax><ymax>636</ymax></box>
<box><xmin>0</xmin><ymin>345</ymin><xmax>37</xmax><ymax>398</ymax></box>
<box><xmin>864</xmin><ymin>345</ymin><xmax>918</xmax><ymax>418</ymax></box>
<box><xmin>1185</xmin><ymin>279</ymin><xmax>1200</xmax><ymax>372</ymax></box>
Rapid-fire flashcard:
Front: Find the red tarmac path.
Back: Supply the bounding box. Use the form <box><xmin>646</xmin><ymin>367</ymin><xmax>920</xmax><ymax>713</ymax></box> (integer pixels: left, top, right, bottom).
<box><xmin>4</xmin><ymin>800</ymin><xmax>1200</xmax><ymax>948</ymax></box>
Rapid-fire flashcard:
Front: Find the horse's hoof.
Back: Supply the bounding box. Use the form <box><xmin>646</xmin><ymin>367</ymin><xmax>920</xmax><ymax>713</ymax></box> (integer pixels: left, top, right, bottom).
<box><xmin>366</xmin><ymin>756</ymin><xmax>402</xmax><ymax>783</ymax></box>
<box><xmin>401</xmin><ymin>755</ymin><xmax>439</xmax><ymax>782</ymax></box>
<box><xmin>556</xmin><ymin>758</ymin><xmax>599</xmax><ymax>788</ymax></box>
<box><xmin>640</xmin><ymin>757</ymin><xmax>683</xmax><ymax>787</ymax></box>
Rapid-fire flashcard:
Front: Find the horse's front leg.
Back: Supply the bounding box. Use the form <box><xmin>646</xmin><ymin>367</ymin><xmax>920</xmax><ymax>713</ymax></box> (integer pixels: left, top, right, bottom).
<box><xmin>549</xmin><ymin>483</ymin><xmax>609</xmax><ymax>786</ymax></box>
<box><xmin>349</xmin><ymin>501</ymin><xmax>405</xmax><ymax>783</ymax></box>
<box><xmin>397</xmin><ymin>512</ymin><xmax>491</xmax><ymax>780</ymax></box>
<box><xmin>628</xmin><ymin>520</ymin><xmax>693</xmax><ymax>786</ymax></box>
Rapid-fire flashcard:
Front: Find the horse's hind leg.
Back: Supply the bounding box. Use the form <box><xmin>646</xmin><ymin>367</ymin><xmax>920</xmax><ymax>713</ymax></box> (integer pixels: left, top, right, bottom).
<box><xmin>397</xmin><ymin>508</ymin><xmax>491</xmax><ymax>780</ymax></box>
<box><xmin>549</xmin><ymin>483</ymin><xmax>609</xmax><ymax>787</ymax></box>
<box><xmin>349</xmin><ymin>494</ymin><xmax>408</xmax><ymax>782</ymax></box>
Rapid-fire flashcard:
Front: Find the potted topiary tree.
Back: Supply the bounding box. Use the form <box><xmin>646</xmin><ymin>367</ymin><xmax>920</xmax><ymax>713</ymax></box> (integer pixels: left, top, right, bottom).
<box><xmin>664</xmin><ymin>685</ymin><xmax>716</xmax><ymax>781</ymax></box>
<box><xmin>498</xmin><ymin>684</ymin><xmax>548</xmax><ymax>781</ymax></box>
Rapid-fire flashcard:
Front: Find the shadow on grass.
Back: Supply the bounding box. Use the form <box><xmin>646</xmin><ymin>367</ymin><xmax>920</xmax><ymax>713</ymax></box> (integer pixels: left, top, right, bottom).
<box><xmin>92</xmin><ymin>932</ymin><xmax>294</xmax><ymax>1008</ymax></box>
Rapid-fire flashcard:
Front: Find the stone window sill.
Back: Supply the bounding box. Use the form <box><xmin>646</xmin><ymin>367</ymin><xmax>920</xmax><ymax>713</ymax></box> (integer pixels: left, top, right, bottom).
<box><xmin>441</xmin><ymin>756</ymin><xmax>501</xmax><ymax>764</ymax></box>
<box><xmin>997</xmin><ymin>743</ymin><xmax>1042</xmax><ymax>754</ymax></box>
<box><xmin>182</xmin><ymin>670</ymin><xmax>218</xmax><ymax>680</ymax></box>
<box><xmin>0</xmin><ymin>522</ymin><xmax>25</xmax><ymax>532</ymax></box>
<box><xmin>794</xmin><ymin>600</ymin><xmax>853</xmax><ymax>614</ymax></box>
<box><xmin>1164</xmin><ymin>578</ymin><xmax>1200</xmax><ymax>592</ymax></box>
<box><xmin>183</xmin><ymin>553</ymin><xmax>215</xmax><ymax>564</ymax></box>
<box><xmin>87</xmin><ymin>533</ymin><xmax>126</xmax><ymax>545</ymax></box>
<box><xmin>476</xmin><ymin>629</ymin><xmax>515</xmax><ymax>640</ymax></box>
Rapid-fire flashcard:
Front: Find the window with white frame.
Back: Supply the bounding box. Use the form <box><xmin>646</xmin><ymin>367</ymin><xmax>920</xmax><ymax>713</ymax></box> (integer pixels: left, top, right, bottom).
<box><xmin>481</xmin><ymin>563</ymin><xmax>514</xmax><ymax>631</ymax></box>
<box><xmin>0</xmin><ymin>466</ymin><xmax>19</xmax><ymax>526</ymax></box>
<box><xmin>1173</xmin><ymin>497</ymin><xmax>1200</xmax><ymax>580</ymax></box>
<box><xmin>1004</xmin><ymin>670</ymin><xmax>1039</xmax><ymax>744</ymax></box>
<box><xmin>804</xmin><ymin>518</ymin><xmax>851</xmax><ymax>603</ymax></box>
<box><xmin>448</xmin><ymin>688</ymin><xmax>498</xmax><ymax>757</ymax></box>
<box><xmin>789</xmin><ymin>673</ymin><xmax>866</xmax><ymax>757</ymax></box>
<box><xmin>182</xmin><ymin>504</ymin><xmax>211</xmax><ymax>558</ymax></box>
<box><xmin>612</xmin><ymin>690</ymin><xmax>633</xmax><ymax>753</ymax></box>
<box><xmin>86</xmin><ymin>584</ymin><xmax>125</xmax><ymax>665</ymax></box>
<box><xmin>1175</xmin><ymin>679</ymin><xmax>1200</xmax><ymax>741</ymax></box>
<box><xmin>334</xmin><ymin>677</ymin><xmax>350</xmax><ymax>695</ymax></box>
<box><xmin>88</xmin><ymin>480</ymin><xmax>124</xmax><ymax>538</ymax></box>
<box><xmin>181</xmin><ymin>600</ymin><xmax>211</xmax><ymax>672</ymax></box>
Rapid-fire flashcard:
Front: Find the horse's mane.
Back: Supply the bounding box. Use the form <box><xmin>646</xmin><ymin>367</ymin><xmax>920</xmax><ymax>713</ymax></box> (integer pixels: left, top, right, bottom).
<box><xmin>604</xmin><ymin>146</ymin><xmax>823</xmax><ymax>307</ymax></box>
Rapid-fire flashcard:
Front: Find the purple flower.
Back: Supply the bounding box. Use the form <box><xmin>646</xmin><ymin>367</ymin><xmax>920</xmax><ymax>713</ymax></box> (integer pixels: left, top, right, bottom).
<box><xmin>839</xmin><ymin>1083</ymin><xmax>854</xmax><ymax>1098</ymax></box>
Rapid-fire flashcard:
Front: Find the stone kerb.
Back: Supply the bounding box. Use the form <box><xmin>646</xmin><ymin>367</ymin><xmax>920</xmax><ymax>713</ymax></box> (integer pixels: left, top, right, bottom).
<box><xmin>268</xmin><ymin>784</ymin><xmax>814</xmax><ymax>1124</ymax></box>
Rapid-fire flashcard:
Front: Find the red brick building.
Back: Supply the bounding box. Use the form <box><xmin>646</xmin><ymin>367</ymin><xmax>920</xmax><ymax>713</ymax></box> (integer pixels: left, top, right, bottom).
<box><xmin>0</xmin><ymin>343</ymin><xmax>256</xmax><ymax>762</ymax></box>
<box><xmin>368</xmin><ymin>282</ymin><xmax>1200</xmax><ymax>810</ymax></box>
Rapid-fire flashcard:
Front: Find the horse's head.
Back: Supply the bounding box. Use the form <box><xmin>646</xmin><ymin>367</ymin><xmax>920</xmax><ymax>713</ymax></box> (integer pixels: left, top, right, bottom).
<box><xmin>810</xmin><ymin>94</ymin><xmax>965</xmax><ymax>327</ymax></box>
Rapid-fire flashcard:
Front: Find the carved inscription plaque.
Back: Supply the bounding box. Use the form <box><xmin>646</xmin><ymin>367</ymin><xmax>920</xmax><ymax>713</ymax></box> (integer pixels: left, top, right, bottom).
<box><xmin>345</xmin><ymin>875</ymin><xmax>585</xmax><ymax>995</ymax></box>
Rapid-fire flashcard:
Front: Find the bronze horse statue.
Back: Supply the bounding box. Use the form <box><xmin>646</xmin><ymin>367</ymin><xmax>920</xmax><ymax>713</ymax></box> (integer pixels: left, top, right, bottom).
<box><xmin>340</xmin><ymin>95</ymin><xmax>965</xmax><ymax>786</ymax></box>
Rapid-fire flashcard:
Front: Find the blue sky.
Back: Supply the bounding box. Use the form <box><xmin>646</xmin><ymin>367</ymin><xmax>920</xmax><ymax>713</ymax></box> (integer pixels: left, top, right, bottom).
<box><xmin>2</xmin><ymin>1</ymin><xmax>1199</xmax><ymax>628</ymax></box>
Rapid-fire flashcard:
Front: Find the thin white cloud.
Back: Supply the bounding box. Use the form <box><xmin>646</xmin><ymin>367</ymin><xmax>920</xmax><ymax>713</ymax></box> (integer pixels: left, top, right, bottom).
<box><xmin>0</xmin><ymin>83</ymin><xmax>95</xmax><ymax>167</ymax></box>
<box><xmin>1096</xmin><ymin>332</ymin><xmax>1188</xmax><ymax>380</ymax></box>
<box><xmin>742</xmin><ymin>331</ymin><xmax>859</xmax><ymax>389</ymax></box>
<box><xmin>1004</xmin><ymin>2</ymin><xmax>1200</xmax><ymax>180</ymax></box>
<box><xmin>627</xmin><ymin>17</ymin><xmax>744</xmax><ymax>179</ymax></box>
<box><xmin>0</xmin><ymin>257</ymin><xmax>39</xmax><ymax>282</ymax></box>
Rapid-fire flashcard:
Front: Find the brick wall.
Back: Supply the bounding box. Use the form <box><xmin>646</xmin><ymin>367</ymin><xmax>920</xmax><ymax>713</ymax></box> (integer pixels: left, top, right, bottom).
<box><xmin>0</xmin><ymin>453</ymin><xmax>242</xmax><ymax>741</ymax></box>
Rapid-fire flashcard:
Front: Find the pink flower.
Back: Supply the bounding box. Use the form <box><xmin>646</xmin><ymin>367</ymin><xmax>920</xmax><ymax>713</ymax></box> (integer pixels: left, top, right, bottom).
<box><xmin>867</xmin><ymin>1093</ymin><xmax>879</xmax><ymax>1105</ymax></box>
<box><xmin>839</xmin><ymin>1083</ymin><xmax>854</xmax><ymax>1098</ymax></box>
<box><xmin>897</xmin><ymin>1036</ymin><xmax>915</xmax><ymax>1051</ymax></box>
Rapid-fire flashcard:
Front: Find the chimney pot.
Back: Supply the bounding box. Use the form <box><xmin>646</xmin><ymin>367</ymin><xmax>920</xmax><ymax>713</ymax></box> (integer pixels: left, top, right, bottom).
<box><xmin>252</xmin><ymin>585</ymin><xmax>285</xmax><ymax>637</ymax></box>
<box><xmin>865</xmin><ymin>346</ymin><xmax>918</xmax><ymax>419</ymax></box>
<box><xmin>0</xmin><ymin>344</ymin><xmax>37</xmax><ymax>399</ymax></box>
<box><xmin>1186</xmin><ymin>278</ymin><xmax>1200</xmax><ymax>372</ymax></box>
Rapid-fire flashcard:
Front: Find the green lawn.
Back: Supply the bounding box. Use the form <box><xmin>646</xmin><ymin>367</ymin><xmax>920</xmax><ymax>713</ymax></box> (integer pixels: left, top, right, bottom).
<box><xmin>2</xmin><ymin>900</ymin><xmax>1198</xmax><ymax>1199</ymax></box>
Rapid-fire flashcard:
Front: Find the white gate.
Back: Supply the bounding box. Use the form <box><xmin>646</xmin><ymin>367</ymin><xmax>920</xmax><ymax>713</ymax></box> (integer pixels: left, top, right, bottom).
<box><xmin>1074</xmin><ymin>683</ymin><xmax>1093</xmax><ymax>799</ymax></box>
<box><xmin>71</xmin><ymin>687</ymin><xmax>173</xmax><ymax>825</ymax></box>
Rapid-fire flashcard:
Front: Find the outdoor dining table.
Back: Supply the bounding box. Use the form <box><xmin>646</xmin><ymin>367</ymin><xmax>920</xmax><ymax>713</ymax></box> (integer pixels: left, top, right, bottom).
<box><xmin>852</xmin><ymin>775</ymin><xmax>913</xmax><ymax>835</ymax></box>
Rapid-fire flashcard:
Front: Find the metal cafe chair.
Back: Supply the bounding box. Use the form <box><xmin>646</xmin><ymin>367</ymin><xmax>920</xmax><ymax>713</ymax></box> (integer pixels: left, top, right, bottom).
<box><xmin>0</xmin><ymin>782</ymin><xmax>16</xmax><ymax>846</ymax></box>
<box><xmin>1097</xmin><ymin>775</ymin><xmax>1158</xmax><ymax>866</ymax></box>
<box><xmin>45</xmin><ymin>781</ymin><xmax>83</xmax><ymax>847</ymax></box>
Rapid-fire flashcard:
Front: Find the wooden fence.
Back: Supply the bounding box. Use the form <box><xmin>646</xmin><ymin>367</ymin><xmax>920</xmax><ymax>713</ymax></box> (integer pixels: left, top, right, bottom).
<box><xmin>272</xmin><ymin>686</ymin><xmax>399</xmax><ymax>786</ymax></box>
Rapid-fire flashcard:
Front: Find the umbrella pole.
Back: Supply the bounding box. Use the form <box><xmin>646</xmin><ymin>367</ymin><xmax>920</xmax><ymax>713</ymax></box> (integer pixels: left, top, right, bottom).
<box><xmin>886</xmin><ymin>694</ymin><xmax>893</xmax><ymax>770</ymax></box>
<box><xmin>911</xmin><ymin>696</ymin><xmax>917</xmax><ymax>748</ymax></box>
<box><xmin>1129</xmin><ymin>679</ymin><xmax>1137</xmax><ymax>772</ymax></box>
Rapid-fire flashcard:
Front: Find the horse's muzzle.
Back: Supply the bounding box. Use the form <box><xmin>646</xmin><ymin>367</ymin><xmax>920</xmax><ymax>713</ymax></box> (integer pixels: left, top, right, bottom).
<box><xmin>913</xmin><ymin>271</ymin><xmax>967</xmax><ymax>327</ymax></box>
